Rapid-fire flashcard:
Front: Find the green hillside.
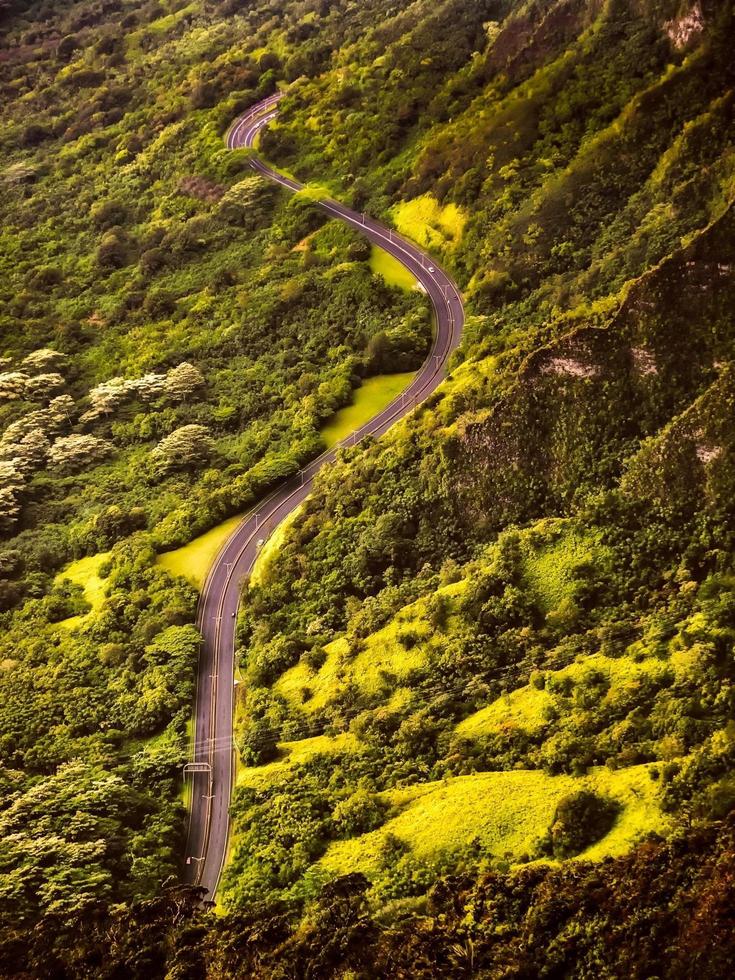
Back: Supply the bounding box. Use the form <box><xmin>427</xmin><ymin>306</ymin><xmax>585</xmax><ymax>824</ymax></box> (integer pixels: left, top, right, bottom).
<box><xmin>1</xmin><ymin>0</ymin><xmax>734</xmax><ymax>976</ymax></box>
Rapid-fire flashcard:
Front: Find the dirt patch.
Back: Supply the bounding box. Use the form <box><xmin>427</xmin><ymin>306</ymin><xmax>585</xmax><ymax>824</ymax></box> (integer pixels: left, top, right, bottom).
<box><xmin>540</xmin><ymin>356</ymin><xmax>598</xmax><ymax>378</ymax></box>
<box><xmin>665</xmin><ymin>3</ymin><xmax>704</xmax><ymax>49</ymax></box>
<box><xmin>178</xmin><ymin>176</ymin><xmax>225</xmax><ymax>203</ymax></box>
<box><xmin>696</xmin><ymin>444</ymin><xmax>721</xmax><ymax>464</ymax></box>
<box><xmin>631</xmin><ymin>347</ymin><xmax>658</xmax><ymax>376</ymax></box>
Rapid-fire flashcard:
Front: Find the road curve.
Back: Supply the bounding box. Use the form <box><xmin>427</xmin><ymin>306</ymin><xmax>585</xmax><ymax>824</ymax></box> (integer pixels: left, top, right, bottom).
<box><xmin>184</xmin><ymin>92</ymin><xmax>465</xmax><ymax>900</ymax></box>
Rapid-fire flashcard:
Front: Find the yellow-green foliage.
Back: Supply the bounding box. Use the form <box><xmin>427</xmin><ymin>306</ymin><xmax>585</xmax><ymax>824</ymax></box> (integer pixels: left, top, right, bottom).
<box><xmin>126</xmin><ymin>1</ymin><xmax>200</xmax><ymax>56</ymax></box>
<box><xmin>294</xmin><ymin>182</ymin><xmax>336</xmax><ymax>202</ymax></box>
<box><xmin>457</xmin><ymin>686</ymin><xmax>551</xmax><ymax>737</ymax></box>
<box><xmin>458</xmin><ymin>652</ymin><xmax>672</xmax><ymax>739</ymax></box>
<box><xmin>523</xmin><ymin>521</ymin><xmax>607</xmax><ymax>614</ymax></box>
<box><xmin>181</xmin><ymin>715</ymin><xmax>194</xmax><ymax>807</ymax></box>
<box><xmin>276</xmin><ymin>631</ymin><xmax>424</xmax><ymax>713</ymax></box>
<box><xmin>237</xmin><ymin>733</ymin><xmax>356</xmax><ymax>789</ymax></box>
<box><xmin>157</xmin><ymin>513</ymin><xmax>244</xmax><ymax>588</ymax></box>
<box><xmin>391</xmin><ymin>193</ymin><xmax>467</xmax><ymax>250</ymax></box>
<box><xmin>320</xmin><ymin>764</ymin><xmax>667</xmax><ymax>878</ymax></box>
<box><xmin>249</xmin><ymin>506</ymin><xmax>303</xmax><ymax>587</ymax></box>
<box><xmin>320</xmin><ymin>373</ymin><xmax>416</xmax><ymax>449</ymax></box>
<box><xmin>368</xmin><ymin>245</ymin><xmax>417</xmax><ymax>291</ymax></box>
<box><xmin>148</xmin><ymin>1</ymin><xmax>199</xmax><ymax>33</ymax></box>
<box><xmin>436</xmin><ymin>356</ymin><xmax>497</xmax><ymax>423</ymax></box>
<box><xmin>55</xmin><ymin>552</ymin><xmax>111</xmax><ymax>629</ymax></box>
<box><xmin>275</xmin><ymin>581</ymin><xmax>467</xmax><ymax>712</ymax></box>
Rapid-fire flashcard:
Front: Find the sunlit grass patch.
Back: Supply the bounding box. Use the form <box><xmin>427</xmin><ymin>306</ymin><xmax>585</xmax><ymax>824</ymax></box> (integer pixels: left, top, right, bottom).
<box><xmin>391</xmin><ymin>193</ymin><xmax>468</xmax><ymax>251</ymax></box>
<box><xmin>55</xmin><ymin>552</ymin><xmax>111</xmax><ymax>629</ymax></box>
<box><xmin>249</xmin><ymin>505</ymin><xmax>303</xmax><ymax>587</ymax></box>
<box><xmin>181</xmin><ymin>715</ymin><xmax>194</xmax><ymax>807</ymax></box>
<box><xmin>275</xmin><ymin>581</ymin><xmax>467</xmax><ymax>711</ymax></box>
<box><xmin>320</xmin><ymin>373</ymin><xmax>416</xmax><ymax>449</ymax></box>
<box><xmin>457</xmin><ymin>685</ymin><xmax>552</xmax><ymax>737</ymax></box>
<box><xmin>294</xmin><ymin>182</ymin><xmax>336</xmax><ymax>202</ymax></box>
<box><xmin>275</xmin><ymin>620</ymin><xmax>428</xmax><ymax>714</ymax></box>
<box><xmin>125</xmin><ymin>1</ymin><xmax>199</xmax><ymax>56</ymax></box>
<box><xmin>369</xmin><ymin>245</ymin><xmax>417</xmax><ymax>291</ymax></box>
<box><xmin>523</xmin><ymin>521</ymin><xmax>609</xmax><ymax>614</ymax></box>
<box><xmin>157</xmin><ymin>513</ymin><xmax>244</xmax><ymax>588</ymax></box>
<box><xmin>237</xmin><ymin>733</ymin><xmax>357</xmax><ymax>789</ymax></box>
<box><xmin>457</xmin><ymin>652</ymin><xmax>671</xmax><ymax>740</ymax></box>
<box><xmin>320</xmin><ymin>764</ymin><xmax>668</xmax><ymax>878</ymax></box>
<box><xmin>149</xmin><ymin>2</ymin><xmax>199</xmax><ymax>33</ymax></box>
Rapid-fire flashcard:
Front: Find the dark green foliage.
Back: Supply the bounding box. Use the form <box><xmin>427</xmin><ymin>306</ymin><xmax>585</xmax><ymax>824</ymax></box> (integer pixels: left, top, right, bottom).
<box><xmin>238</xmin><ymin>719</ymin><xmax>279</xmax><ymax>766</ymax></box>
<box><xmin>332</xmin><ymin>788</ymin><xmax>389</xmax><ymax>837</ymax></box>
<box><xmin>544</xmin><ymin>790</ymin><xmax>620</xmax><ymax>858</ymax></box>
<box><xmin>3</xmin><ymin>816</ymin><xmax>735</xmax><ymax>978</ymax></box>
<box><xmin>1</xmin><ymin>0</ymin><xmax>735</xmax><ymax>974</ymax></box>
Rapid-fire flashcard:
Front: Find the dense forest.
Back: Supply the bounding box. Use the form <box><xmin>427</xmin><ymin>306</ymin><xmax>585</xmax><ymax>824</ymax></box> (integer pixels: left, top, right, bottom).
<box><xmin>1</xmin><ymin>0</ymin><xmax>734</xmax><ymax>975</ymax></box>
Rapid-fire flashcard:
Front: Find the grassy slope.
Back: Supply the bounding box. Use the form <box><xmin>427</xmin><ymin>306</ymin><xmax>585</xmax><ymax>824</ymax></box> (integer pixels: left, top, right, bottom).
<box><xmin>391</xmin><ymin>193</ymin><xmax>468</xmax><ymax>250</ymax></box>
<box><xmin>320</xmin><ymin>372</ymin><xmax>416</xmax><ymax>449</ymax></box>
<box><xmin>249</xmin><ymin>505</ymin><xmax>303</xmax><ymax>587</ymax></box>
<box><xmin>237</xmin><ymin>732</ymin><xmax>357</xmax><ymax>789</ymax></box>
<box><xmin>274</xmin><ymin>580</ymin><xmax>467</xmax><ymax>711</ymax></box>
<box><xmin>523</xmin><ymin>521</ymin><xmax>609</xmax><ymax>614</ymax></box>
<box><xmin>157</xmin><ymin>513</ymin><xmax>244</xmax><ymax>588</ymax></box>
<box><xmin>457</xmin><ymin>652</ymin><xmax>672</xmax><ymax>738</ymax></box>
<box><xmin>55</xmin><ymin>552</ymin><xmax>111</xmax><ymax>629</ymax></box>
<box><xmin>271</xmin><ymin>515</ymin><xmax>611</xmax><ymax>716</ymax></box>
<box><xmin>369</xmin><ymin>245</ymin><xmax>418</xmax><ymax>290</ymax></box>
<box><xmin>321</xmin><ymin>764</ymin><xmax>667</xmax><ymax>876</ymax></box>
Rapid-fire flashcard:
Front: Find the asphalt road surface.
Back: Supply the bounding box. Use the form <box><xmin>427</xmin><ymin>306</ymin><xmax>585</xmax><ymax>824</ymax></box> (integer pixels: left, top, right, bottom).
<box><xmin>184</xmin><ymin>93</ymin><xmax>465</xmax><ymax>900</ymax></box>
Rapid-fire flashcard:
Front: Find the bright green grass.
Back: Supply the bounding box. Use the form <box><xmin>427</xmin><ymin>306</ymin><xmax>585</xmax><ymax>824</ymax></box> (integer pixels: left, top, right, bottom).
<box><xmin>249</xmin><ymin>505</ymin><xmax>302</xmax><ymax>587</ymax></box>
<box><xmin>157</xmin><ymin>513</ymin><xmax>244</xmax><ymax>589</ymax></box>
<box><xmin>294</xmin><ymin>182</ymin><xmax>336</xmax><ymax>203</ymax></box>
<box><xmin>457</xmin><ymin>652</ymin><xmax>671</xmax><ymax>739</ymax></box>
<box><xmin>320</xmin><ymin>373</ymin><xmax>415</xmax><ymax>449</ymax></box>
<box><xmin>369</xmin><ymin>245</ymin><xmax>417</xmax><ymax>291</ymax></box>
<box><xmin>457</xmin><ymin>685</ymin><xmax>552</xmax><ymax>737</ymax></box>
<box><xmin>320</xmin><ymin>764</ymin><xmax>668</xmax><ymax>878</ymax></box>
<box><xmin>237</xmin><ymin>733</ymin><xmax>357</xmax><ymax>789</ymax></box>
<box><xmin>149</xmin><ymin>2</ymin><xmax>199</xmax><ymax>32</ymax></box>
<box><xmin>523</xmin><ymin>521</ymin><xmax>608</xmax><ymax>614</ymax></box>
<box><xmin>275</xmin><ymin>628</ymin><xmax>425</xmax><ymax>714</ymax></box>
<box><xmin>55</xmin><ymin>552</ymin><xmax>111</xmax><ymax>629</ymax></box>
<box><xmin>391</xmin><ymin>193</ymin><xmax>468</xmax><ymax>251</ymax></box>
<box><xmin>275</xmin><ymin>580</ymin><xmax>467</xmax><ymax>712</ymax></box>
<box><xmin>181</xmin><ymin>715</ymin><xmax>194</xmax><ymax>807</ymax></box>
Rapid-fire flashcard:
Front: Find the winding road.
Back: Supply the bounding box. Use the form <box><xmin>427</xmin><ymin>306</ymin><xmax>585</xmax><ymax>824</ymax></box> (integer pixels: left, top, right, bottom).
<box><xmin>184</xmin><ymin>92</ymin><xmax>465</xmax><ymax>900</ymax></box>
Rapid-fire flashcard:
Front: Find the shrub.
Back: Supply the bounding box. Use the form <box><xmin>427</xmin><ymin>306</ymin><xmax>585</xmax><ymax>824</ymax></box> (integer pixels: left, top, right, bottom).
<box><xmin>546</xmin><ymin>790</ymin><xmax>619</xmax><ymax>858</ymax></box>
<box><xmin>21</xmin><ymin>123</ymin><xmax>51</xmax><ymax>148</ymax></box>
<box><xmin>397</xmin><ymin>628</ymin><xmax>421</xmax><ymax>649</ymax></box>
<box><xmin>91</xmin><ymin>199</ymin><xmax>131</xmax><ymax>231</ymax></box>
<box><xmin>239</xmin><ymin>720</ymin><xmax>279</xmax><ymax>767</ymax></box>
<box><xmin>303</xmin><ymin>645</ymin><xmax>327</xmax><ymax>673</ymax></box>
<box><xmin>97</xmin><ymin>231</ymin><xmax>131</xmax><ymax>269</ymax></box>
<box><xmin>150</xmin><ymin>425</ymin><xmax>214</xmax><ymax>476</ymax></box>
<box><xmin>332</xmin><ymin>789</ymin><xmax>389</xmax><ymax>837</ymax></box>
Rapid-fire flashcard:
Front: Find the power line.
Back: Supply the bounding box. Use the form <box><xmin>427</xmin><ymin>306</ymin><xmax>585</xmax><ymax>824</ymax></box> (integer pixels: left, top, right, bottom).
<box><xmin>123</xmin><ymin>622</ymin><xmax>646</xmax><ymax>764</ymax></box>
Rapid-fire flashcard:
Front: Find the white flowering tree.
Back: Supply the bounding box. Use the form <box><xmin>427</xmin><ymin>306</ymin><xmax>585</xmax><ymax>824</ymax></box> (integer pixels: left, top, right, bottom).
<box><xmin>21</xmin><ymin>349</ymin><xmax>68</xmax><ymax>373</ymax></box>
<box><xmin>163</xmin><ymin>362</ymin><xmax>205</xmax><ymax>402</ymax></box>
<box><xmin>47</xmin><ymin>434</ymin><xmax>113</xmax><ymax>474</ymax></box>
<box><xmin>80</xmin><ymin>363</ymin><xmax>203</xmax><ymax>422</ymax></box>
<box><xmin>0</xmin><ymin>372</ymin><xmax>29</xmax><ymax>402</ymax></box>
<box><xmin>0</xmin><ymin>460</ymin><xmax>24</xmax><ymax>532</ymax></box>
<box><xmin>150</xmin><ymin>424</ymin><xmax>213</xmax><ymax>476</ymax></box>
<box><xmin>23</xmin><ymin>372</ymin><xmax>66</xmax><ymax>402</ymax></box>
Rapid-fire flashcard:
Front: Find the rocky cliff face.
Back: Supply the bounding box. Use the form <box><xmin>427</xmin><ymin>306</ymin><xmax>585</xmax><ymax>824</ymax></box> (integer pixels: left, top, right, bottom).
<box><xmin>447</xmin><ymin>205</ymin><xmax>735</xmax><ymax>535</ymax></box>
